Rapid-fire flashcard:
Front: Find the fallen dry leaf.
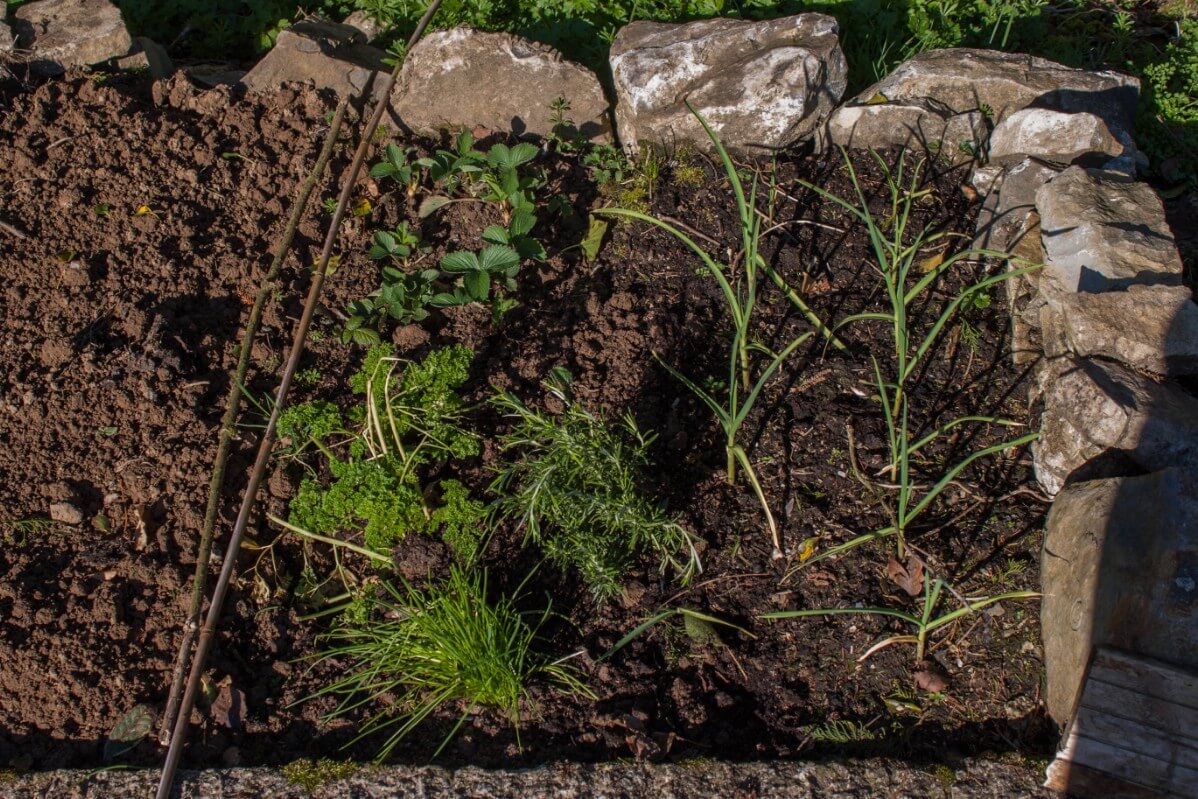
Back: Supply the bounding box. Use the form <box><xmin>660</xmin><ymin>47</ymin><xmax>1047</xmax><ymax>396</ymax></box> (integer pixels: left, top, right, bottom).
<box><xmin>917</xmin><ymin>250</ymin><xmax>946</xmax><ymax>273</ymax></box>
<box><xmin>886</xmin><ymin>556</ymin><xmax>924</xmax><ymax>597</ymax></box>
<box><xmin>211</xmin><ymin>677</ymin><xmax>245</xmax><ymax>730</ymax></box>
<box><xmin>914</xmin><ymin>660</ymin><xmax>950</xmax><ymax>693</ymax></box>
<box><xmin>960</xmin><ymin>184</ymin><xmax>979</xmax><ymax>203</ymax></box>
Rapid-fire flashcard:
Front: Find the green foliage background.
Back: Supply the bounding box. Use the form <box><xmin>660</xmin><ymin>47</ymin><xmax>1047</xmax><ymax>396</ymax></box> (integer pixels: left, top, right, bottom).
<box><xmin>4</xmin><ymin>0</ymin><xmax>1195</xmax><ymax>176</ymax></box>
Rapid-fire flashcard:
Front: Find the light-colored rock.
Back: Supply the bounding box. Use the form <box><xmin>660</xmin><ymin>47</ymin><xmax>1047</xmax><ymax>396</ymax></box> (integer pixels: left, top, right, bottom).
<box><xmin>988</xmin><ymin>108</ymin><xmax>1123</xmax><ymax>166</ymax></box>
<box><xmin>242</xmin><ymin>19</ymin><xmax>388</xmax><ymax>102</ymax></box>
<box><xmin>1035</xmin><ymin>166</ymin><xmax>1184</xmax><ymax>294</ymax></box>
<box><xmin>825</xmin><ymin>102</ymin><xmax>986</xmax><ymax>160</ymax></box>
<box><xmin>12</xmin><ymin>0</ymin><xmax>132</xmax><ymax>76</ymax></box>
<box><xmin>49</xmin><ymin>501</ymin><xmax>83</xmax><ymax>525</ymax></box>
<box><xmin>344</xmin><ymin>9</ymin><xmax>383</xmax><ymax>42</ymax></box>
<box><xmin>1007</xmin><ymin>212</ymin><xmax>1047</xmax><ymax>366</ymax></box>
<box><xmin>974</xmin><ymin>157</ymin><xmax>1059</xmax><ymax>252</ymax></box>
<box><xmin>1</xmin><ymin>20</ymin><xmax>14</xmax><ymax>54</ymax></box>
<box><xmin>114</xmin><ymin>36</ymin><xmax>173</xmax><ymax>80</ymax></box>
<box><xmin>610</xmin><ymin>14</ymin><xmax>846</xmax><ymax>155</ymax></box>
<box><xmin>185</xmin><ymin>64</ymin><xmax>247</xmax><ymax>88</ymax></box>
<box><xmin>853</xmin><ymin>48</ymin><xmax>1138</xmax><ymax>132</ymax></box>
<box><xmin>1041</xmin><ymin>285</ymin><xmax>1198</xmax><ymax>375</ymax></box>
<box><xmin>1041</xmin><ymin>468</ymin><xmax>1198</xmax><ymax>723</ymax></box>
<box><xmin>1033</xmin><ymin>356</ymin><xmax>1198</xmax><ymax>495</ymax></box>
<box><xmin>393</xmin><ymin>27</ymin><xmax>609</xmax><ymax>141</ymax></box>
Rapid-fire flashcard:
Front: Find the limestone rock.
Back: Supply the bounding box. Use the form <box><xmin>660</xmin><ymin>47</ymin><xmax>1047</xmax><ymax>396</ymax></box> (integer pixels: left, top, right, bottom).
<box><xmin>242</xmin><ymin>19</ymin><xmax>388</xmax><ymax>102</ymax></box>
<box><xmin>974</xmin><ymin>157</ymin><xmax>1059</xmax><ymax>252</ymax></box>
<box><xmin>344</xmin><ymin>10</ymin><xmax>383</xmax><ymax>42</ymax></box>
<box><xmin>12</xmin><ymin>0</ymin><xmax>132</xmax><ymax>77</ymax></box>
<box><xmin>853</xmin><ymin>48</ymin><xmax>1138</xmax><ymax>132</ymax></box>
<box><xmin>610</xmin><ymin>15</ymin><xmax>846</xmax><ymax>155</ymax></box>
<box><xmin>825</xmin><ymin>102</ymin><xmax>986</xmax><ymax>160</ymax></box>
<box><xmin>393</xmin><ymin>27</ymin><xmax>609</xmax><ymax>141</ymax></box>
<box><xmin>1</xmin><ymin>20</ymin><xmax>13</xmax><ymax>54</ymax></box>
<box><xmin>1035</xmin><ymin>167</ymin><xmax>1184</xmax><ymax>294</ymax></box>
<box><xmin>987</xmin><ymin>108</ymin><xmax>1122</xmax><ymax>166</ymax></box>
<box><xmin>1033</xmin><ymin>357</ymin><xmax>1198</xmax><ymax>495</ymax></box>
<box><xmin>1041</xmin><ymin>468</ymin><xmax>1198</xmax><ymax>723</ymax></box>
<box><xmin>115</xmin><ymin>36</ymin><xmax>173</xmax><ymax>80</ymax></box>
<box><xmin>1040</xmin><ymin>285</ymin><xmax>1198</xmax><ymax>376</ymax></box>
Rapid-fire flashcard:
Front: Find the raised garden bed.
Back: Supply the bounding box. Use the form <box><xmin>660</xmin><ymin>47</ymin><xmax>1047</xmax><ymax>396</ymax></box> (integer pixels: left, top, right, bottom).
<box><xmin>0</xmin><ymin>73</ymin><xmax>1055</xmax><ymax>774</ymax></box>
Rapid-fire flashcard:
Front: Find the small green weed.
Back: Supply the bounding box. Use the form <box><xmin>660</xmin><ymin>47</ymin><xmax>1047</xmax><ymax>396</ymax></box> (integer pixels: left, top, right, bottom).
<box><xmin>491</xmin><ymin>370</ymin><xmax>701</xmax><ymax>602</ymax></box>
<box><xmin>3</xmin><ymin>516</ymin><xmax>62</xmax><ymax>547</ymax></box>
<box><xmin>281</xmin><ymin>758</ymin><xmax>358</xmax><ymax>792</ymax></box>
<box><xmin>806</xmin><ymin>718</ymin><xmax>877</xmax><ymax>744</ymax></box>
<box><xmin>303</xmin><ymin>565</ymin><xmax>589</xmax><ymax>760</ymax></box>
<box><xmin>764</xmin><ymin>572</ymin><xmax>1038</xmax><ymax>662</ymax></box>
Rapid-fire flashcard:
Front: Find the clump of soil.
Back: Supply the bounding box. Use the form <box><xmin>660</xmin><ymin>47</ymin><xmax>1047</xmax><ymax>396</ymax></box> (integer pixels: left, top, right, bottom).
<box><xmin>0</xmin><ymin>72</ymin><xmax>1053</xmax><ymax>771</ymax></box>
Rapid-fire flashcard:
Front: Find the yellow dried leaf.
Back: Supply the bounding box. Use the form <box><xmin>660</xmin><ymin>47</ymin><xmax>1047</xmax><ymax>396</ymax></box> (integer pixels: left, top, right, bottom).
<box><xmin>798</xmin><ymin>536</ymin><xmax>819</xmax><ymax>563</ymax></box>
<box><xmin>917</xmin><ymin>251</ymin><xmax>945</xmax><ymax>273</ymax></box>
<box><xmin>135</xmin><ymin>205</ymin><xmax>153</xmax><ymax>216</ymax></box>
<box><xmin>352</xmin><ymin>198</ymin><xmax>372</xmax><ymax>217</ymax></box>
<box><xmin>866</xmin><ymin>92</ymin><xmax>888</xmax><ymax>105</ymax></box>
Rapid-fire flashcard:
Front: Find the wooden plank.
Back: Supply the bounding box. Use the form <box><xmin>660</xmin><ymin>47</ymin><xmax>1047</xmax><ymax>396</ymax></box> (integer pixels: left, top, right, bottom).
<box><xmin>1073</xmin><ymin>704</ymin><xmax>1198</xmax><ymax>770</ymax></box>
<box><xmin>1068</xmin><ymin>734</ymin><xmax>1198</xmax><ymax>795</ymax></box>
<box><xmin>1078</xmin><ymin>680</ymin><xmax>1198</xmax><ymax>743</ymax></box>
<box><xmin>1044</xmin><ymin>649</ymin><xmax>1198</xmax><ymax>798</ymax></box>
<box><xmin>1087</xmin><ymin>649</ymin><xmax>1198</xmax><ymax>710</ymax></box>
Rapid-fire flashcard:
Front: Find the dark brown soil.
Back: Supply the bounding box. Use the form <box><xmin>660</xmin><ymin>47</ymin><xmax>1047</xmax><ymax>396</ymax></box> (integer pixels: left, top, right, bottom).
<box><xmin>1</xmin><ymin>73</ymin><xmax>1055</xmax><ymax>773</ymax></box>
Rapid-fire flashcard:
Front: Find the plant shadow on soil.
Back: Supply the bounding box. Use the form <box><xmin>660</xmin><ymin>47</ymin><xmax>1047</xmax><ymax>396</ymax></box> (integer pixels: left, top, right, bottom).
<box><xmin>0</xmin><ymin>71</ymin><xmax>1059</xmax><ymax>773</ymax></box>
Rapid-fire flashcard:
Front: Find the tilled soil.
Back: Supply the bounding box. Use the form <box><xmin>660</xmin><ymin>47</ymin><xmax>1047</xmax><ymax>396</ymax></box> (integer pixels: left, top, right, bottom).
<box><xmin>2</xmin><ymin>72</ymin><xmax>1053</xmax><ymax>772</ymax></box>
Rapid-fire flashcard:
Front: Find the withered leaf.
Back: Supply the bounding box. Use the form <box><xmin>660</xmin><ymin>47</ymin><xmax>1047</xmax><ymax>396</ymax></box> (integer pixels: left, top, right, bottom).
<box><xmin>211</xmin><ymin>677</ymin><xmax>245</xmax><ymax>730</ymax></box>
<box><xmin>886</xmin><ymin>556</ymin><xmax>924</xmax><ymax>597</ymax></box>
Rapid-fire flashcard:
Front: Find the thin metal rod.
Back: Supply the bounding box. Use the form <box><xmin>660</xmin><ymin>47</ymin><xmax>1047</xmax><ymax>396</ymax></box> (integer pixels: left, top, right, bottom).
<box><xmin>157</xmin><ymin>97</ymin><xmax>350</xmax><ymax>747</ymax></box>
<box><xmin>154</xmin><ymin>4</ymin><xmax>443</xmax><ymax>796</ymax></box>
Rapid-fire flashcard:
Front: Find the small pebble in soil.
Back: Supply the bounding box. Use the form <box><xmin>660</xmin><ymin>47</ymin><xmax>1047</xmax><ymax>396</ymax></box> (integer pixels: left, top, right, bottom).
<box><xmin>49</xmin><ymin>502</ymin><xmax>83</xmax><ymax>525</ymax></box>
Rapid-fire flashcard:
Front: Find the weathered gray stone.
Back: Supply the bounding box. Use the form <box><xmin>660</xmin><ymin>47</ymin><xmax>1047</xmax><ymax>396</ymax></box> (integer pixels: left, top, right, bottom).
<box><xmin>114</xmin><ymin>36</ymin><xmax>173</xmax><ymax>80</ymax></box>
<box><xmin>393</xmin><ymin>27</ymin><xmax>609</xmax><ymax>141</ymax></box>
<box><xmin>185</xmin><ymin>64</ymin><xmax>247</xmax><ymax>88</ymax></box>
<box><xmin>610</xmin><ymin>14</ymin><xmax>846</xmax><ymax>155</ymax></box>
<box><xmin>344</xmin><ymin>9</ymin><xmax>383</xmax><ymax>42</ymax></box>
<box><xmin>0</xmin><ymin>20</ymin><xmax>14</xmax><ymax>54</ymax></box>
<box><xmin>242</xmin><ymin>19</ymin><xmax>389</xmax><ymax>102</ymax></box>
<box><xmin>825</xmin><ymin>101</ymin><xmax>986</xmax><ymax>160</ymax></box>
<box><xmin>1033</xmin><ymin>356</ymin><xmax>1198</xmax><ymax>495</ymax></box>
<box><xmin>12</xmin><ymin>0</ymin><xmax>132</xmax><ymax>76</ymax></box>
<box><xmin>1007</xmin><ymin>212</ymin><xmax>1047</xmax><ymax>366</ymax></box>
<box><xmin>1035</xmin><ymin>166</ymin><xmax>1184</xmax><ymax>294</ymax></box>
<box><xmin>852</xmin><ymin>48</ymin><xmax>1139</xmax><ymax>133</ymax></box>
<box><xmin>974</xmin><ymin>157</ymin><xmax>1059</xmax><ymax>252</ymax></box>
<box><xmin>987</xmin><ymin>108</ymin><xmax>1122</xmax><ymax>166</ymax></box>
<box><xmin>1041</xmin><ymin>468</ymin><xmax>1198</xmax><ymax>723</ymax></box>
<box><xmin>1041</xmin><ymin>284</ymin><xmax>1198</xmax><ymax>376</ymax></box>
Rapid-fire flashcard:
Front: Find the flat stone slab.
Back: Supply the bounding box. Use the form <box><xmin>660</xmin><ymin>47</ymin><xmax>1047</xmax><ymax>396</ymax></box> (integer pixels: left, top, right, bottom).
<box><xmin>1033</xmin><ymin>357</ymin><xmax>1198</xmax><ymax>495</ymax></box>
<box><xmin>610</xmin><ymin>14</ymin><xmax>846</xmax><ymax>155</ymax></box>
<box><xmin>853</xmin><ymin>48</ymin><xmax>1138</xmax><ymax>131</ymax></box>
<box><xmin>241</xmin><ymin>19</ymin><xmax>389</xmax><ymax>103</ymax></box>
<box><xmin>392</xmin><ymin>27</ymin><xmax>610</xmax><ymax>141</ymax></box>
<box><xmin>1035</xmin><ymin>166</ymin><xmax>1184</xmax><ymax>294</ymax></box>
<box><xmin>0</xmin><ymin>758</ymin><xmax>1055</xmax><ymax>798</ymax></box>
<box><xmin>1041</xmin><ymin>469</ymin><xmax>1198</xmax><ymax>724</ymax></box>
<box><xmin>825</xmin><ymin>102</ymin><xmax>985</xmax><ymax>160</ymax></box>
<box><xmin>1041</xmin><ymin>284</ymin><xmax>1198</xmax><ymax>376</ymax></box>
<box><xmin>988</xmin><ymin>108</ymin><xmax>1123</xmax><ymax>167</ymax></box>
<box><xmin>12</xmin><ymin>0</ymin><xmax>132</xmax><ymax>77</ymax></box>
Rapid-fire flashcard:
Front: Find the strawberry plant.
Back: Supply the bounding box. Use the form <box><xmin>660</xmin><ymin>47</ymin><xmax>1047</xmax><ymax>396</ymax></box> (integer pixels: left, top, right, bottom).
<box><xmin>431</xmin><ymin>245</ymin><xmax>521</xmax><ymax>308</ymax></box>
